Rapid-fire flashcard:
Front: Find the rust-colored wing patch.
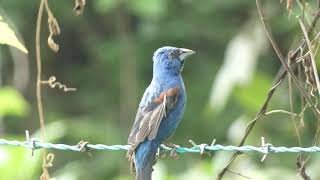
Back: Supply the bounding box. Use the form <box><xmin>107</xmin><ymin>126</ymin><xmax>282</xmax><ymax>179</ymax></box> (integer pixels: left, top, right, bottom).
<box><xmin>153</xmin><ymin>87</ymin><xmax>180</xmax><ymax>104</ymax></box>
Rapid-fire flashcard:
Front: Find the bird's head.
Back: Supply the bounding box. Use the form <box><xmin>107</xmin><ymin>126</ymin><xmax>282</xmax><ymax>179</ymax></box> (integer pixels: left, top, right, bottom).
<box><xmin>152</xmin><ymin>46</ymin><xmax>195</xmax><ymax>77</ymax></box>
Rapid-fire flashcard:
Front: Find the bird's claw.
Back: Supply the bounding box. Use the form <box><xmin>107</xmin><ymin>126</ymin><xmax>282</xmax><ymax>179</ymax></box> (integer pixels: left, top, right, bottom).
<box><xmin>156</xmin><ymin>146</ymin><xmax>166</xmax><ymax>158</ymax></box>
<box><xmin>170</xmin><ymin>147</ymin><xmax>179</xmax><ymax>160</ymax></box>
<box><xmin>163</xmin><ymin>143</ymin><xmax>180</xmax><ymax>160</ymax></box>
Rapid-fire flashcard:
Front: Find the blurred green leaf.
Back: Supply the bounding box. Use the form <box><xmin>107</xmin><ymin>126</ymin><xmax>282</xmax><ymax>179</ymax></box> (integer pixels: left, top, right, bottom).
<box><xmin>94</xmin><ymin>0</ymin><xmax>119</xmax><ymax>14</ymax></box>
<box><xmin>0</xmin><ymin>87</ymin><xmax>28</xmax><ymax>117</ymax></box>
<box><xmin>0</xmin><ymin>145</ymin><xmax>37</xmax><ymax>180</ymax></box>
<box><xmin>128</xmin><ymin>0</ymin><xmax>167</xmax><ymax>19</ymax></box>
<box><xmin>234</xmin><ymin>73</ymin><xmax>272</xmax><ymax>111</ymax></box>
<box><xmin>0</xmin><ymin>15</ymin><xmax>28</xmax><ymax>54</ymax></box>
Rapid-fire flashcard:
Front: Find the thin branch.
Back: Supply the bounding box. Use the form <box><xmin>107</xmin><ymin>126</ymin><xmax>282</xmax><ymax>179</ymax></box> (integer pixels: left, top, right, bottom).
<box><xmin>43</xmin><ymin>0</ymin><xmax>54</xmax><ymax>19</ymax></box>
<box><xmin>297</xmin><ymin>155</ymin><xmax>311</xmax><ymax>180</ymax></box>
<box><xmin>227</xmin><ymin>169</ymin><xmax>253</xmax><ymax>179</ymax></box>
<box><xmin>36</xmin><ymin>0</ymin><xmax>46</xmax><ymax>159</ymax></box>
<box><xmin>36</xmin><ymin>0</ymin><xmax>50</xmax><ymax>179</ymax></box>
<box><xmin>298</xmin><ymin>18</ymin><xmax>320</xmax><ymax>97</ymax></box>
<box><xmin>288</xmin><ymin>54</ymin><xmax>302</xmax><ymax>146</ymax></box>
<box><xmin>265</xmin><ymin>109</ymin><xmax>298</xmax><ymax>116</ymax></box>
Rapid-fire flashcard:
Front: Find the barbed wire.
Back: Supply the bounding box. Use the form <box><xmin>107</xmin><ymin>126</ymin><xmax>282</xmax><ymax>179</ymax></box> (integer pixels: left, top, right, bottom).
<box><xmin>1</xmin><ymin>136</ymin><xmax>320</xmax><ymax>158</ymax></box>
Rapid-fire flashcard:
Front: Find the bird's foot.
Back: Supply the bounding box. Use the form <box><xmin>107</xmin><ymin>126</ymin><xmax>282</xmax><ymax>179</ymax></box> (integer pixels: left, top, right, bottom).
<box><xmin>156</xmin><ymin>146</ymin><xmax>166</xmax><ymax>158</ymax></box>
<box><xmin>163</xmin><ymin>142</ymin><xmax>180</xmax><ymax>160</ymax></box>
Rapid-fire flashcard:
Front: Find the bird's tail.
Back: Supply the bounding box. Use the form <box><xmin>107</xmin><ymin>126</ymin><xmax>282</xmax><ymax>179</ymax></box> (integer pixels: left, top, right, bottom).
<box><xmin>134</xmin><ymin>140</ymin><xmax>160</xmax><ymax>180</ymax></box>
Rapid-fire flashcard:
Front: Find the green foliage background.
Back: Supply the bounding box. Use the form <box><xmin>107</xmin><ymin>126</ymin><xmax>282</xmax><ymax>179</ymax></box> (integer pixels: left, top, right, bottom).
<box><xmin>1</xmin><ymin>0</ymin><xmax>320</xmax><ymax>179</ymax></box>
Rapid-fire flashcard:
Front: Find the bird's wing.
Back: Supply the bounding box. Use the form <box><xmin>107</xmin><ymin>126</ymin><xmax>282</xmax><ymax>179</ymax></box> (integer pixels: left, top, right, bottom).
<box><xmin>126</xmin><ymin>86</ymin><xmax>180</xmax><ymax>163</ymax></box>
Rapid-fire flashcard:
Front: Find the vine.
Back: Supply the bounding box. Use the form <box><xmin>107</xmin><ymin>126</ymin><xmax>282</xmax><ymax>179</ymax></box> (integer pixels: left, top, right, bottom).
<box><xmin>34</xmin><ymin>0</ymin><xmax>85</xmax><ymax>179</ymax></box>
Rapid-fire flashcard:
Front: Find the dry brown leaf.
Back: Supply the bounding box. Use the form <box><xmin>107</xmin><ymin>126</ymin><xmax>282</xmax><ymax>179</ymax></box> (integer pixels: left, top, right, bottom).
<box><xmin>48</xmin><ymin>17</ymin><xmax>60</xmax><ymax>36</ymax></box>
<box><xmin>74</xmin><ymin>0</ymin><xmax>86</xmax><ymax>16</ymax></box>
<box><xmin>48</xmin><ymin>34</ymin><xmax>59</xmax><ymax>52</ymax></box>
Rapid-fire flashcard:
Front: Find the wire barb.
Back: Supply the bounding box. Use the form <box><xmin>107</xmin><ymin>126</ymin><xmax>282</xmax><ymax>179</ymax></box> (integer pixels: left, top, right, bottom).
<box><xmin>188</xmin><ymin>139</ymin><xmax>197</xmax><ymax>147</ymax></box>
<box><xmin>25</xmin><ymin>130</ymin><xmax>40</xmax><ymax>156</ymax></box>
<box><xmin>77</xmin><ymin>140</ymin><xmax>92</xmax><ymax>157</ymax></box>
<box><xmin>210</xmin><ymin>139</ymin><xmax>216</xmax><ymax>147</ymax></box>
<box><xmin>199</xmin><ymin>144</ymin><xmax>208</xmax><ymax>155</ymax></box>
<box><xmin>260</xmin><ymin>137</ymin><xmax>272</xmax><ymax>162</ymax></box>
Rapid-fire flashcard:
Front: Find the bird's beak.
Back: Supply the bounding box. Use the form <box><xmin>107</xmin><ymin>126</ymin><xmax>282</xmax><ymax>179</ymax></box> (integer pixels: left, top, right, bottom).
<box><xmin>179</xmin><ymin>48</ymin><xmax>195</xmax><ymax>60</ymax></box>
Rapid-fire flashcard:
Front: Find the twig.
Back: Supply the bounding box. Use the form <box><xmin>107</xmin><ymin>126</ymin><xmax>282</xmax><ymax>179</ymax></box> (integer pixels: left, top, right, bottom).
<box><xmin>43</xmin><ymin>0</ymin><xmax>54</xmax><ymax>18</ymax></box>
<box><xmin>297</xmin><ymin>155</ymin><xmax>311</xmax><ymax>180</ymax></box>
<box><xmin>227</xmin><ymin>169</ymin><xmax>253</xmax><ymax>179</ymax></box>
<box><xmin>36</xmin><ymin>0</ymin><xmax>50</xmax><ymax>179</ymax></box>
<box><xmin>288</xmin><ymin>52</ymin><xmax>302</xmax><ymax>146</ymax></box>
<box><xmin>298</xmin><ymin>18</ymin><xmax>320</xmax><ymax>97</ymax></box>
<box><xmin>265</xmin><ymin>109</ymin><xmax>298</xmax><ymax>116</ymax></box>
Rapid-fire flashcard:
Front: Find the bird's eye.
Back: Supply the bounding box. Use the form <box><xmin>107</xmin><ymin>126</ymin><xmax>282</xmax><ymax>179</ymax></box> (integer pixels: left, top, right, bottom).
<box><xmin>168</xmin><ymin>50</ymin><xmax>177</xmax><ymax>59</ymax></box>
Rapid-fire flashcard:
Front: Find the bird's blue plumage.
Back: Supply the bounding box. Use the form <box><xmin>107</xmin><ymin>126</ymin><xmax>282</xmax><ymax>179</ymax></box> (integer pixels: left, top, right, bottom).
<box><xmin>127</xmin><ymin>46</ymin><xmax>195</xmax><ymax>180</ymax></box>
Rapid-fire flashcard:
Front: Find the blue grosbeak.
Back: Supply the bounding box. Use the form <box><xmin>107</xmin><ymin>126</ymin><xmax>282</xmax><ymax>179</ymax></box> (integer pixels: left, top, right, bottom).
<box><xmin>127</xmin><ymin>46</ymin><xmax>195</xmax><ymax>180</ymax></box>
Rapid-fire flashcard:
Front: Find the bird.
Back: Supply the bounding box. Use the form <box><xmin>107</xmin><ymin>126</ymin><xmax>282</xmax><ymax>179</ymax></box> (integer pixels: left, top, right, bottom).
<box><xmin>127</xmin><ymin>46</ymin><xmax>195</xmax><ymax>180</ymax></box>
